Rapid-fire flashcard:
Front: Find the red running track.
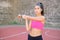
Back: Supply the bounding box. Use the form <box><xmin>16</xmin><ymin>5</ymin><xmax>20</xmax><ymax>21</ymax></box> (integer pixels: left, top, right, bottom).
<box><xmin>0</xmin><ymin>25</ymin><xmax>60</xmax><ymax>40</ymax></box>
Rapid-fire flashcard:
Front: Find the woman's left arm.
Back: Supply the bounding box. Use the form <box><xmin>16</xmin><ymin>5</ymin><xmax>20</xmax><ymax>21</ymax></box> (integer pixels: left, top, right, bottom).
<box><xmin>26</xmin><ymin>16</ymin><xmax>45</xmax><ymax>22</ymax></box>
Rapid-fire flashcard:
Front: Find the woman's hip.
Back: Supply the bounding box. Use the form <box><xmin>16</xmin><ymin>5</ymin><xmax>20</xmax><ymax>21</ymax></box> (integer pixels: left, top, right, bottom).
<box><xmin>28</xmin><ymin>34</ymin><xmax>43</xmax><ymax>40</ymax></box>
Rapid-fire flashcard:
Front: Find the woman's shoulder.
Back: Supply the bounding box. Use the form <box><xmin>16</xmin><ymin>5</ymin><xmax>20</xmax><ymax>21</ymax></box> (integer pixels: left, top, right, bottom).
<box><xmin>42</xmin><ymin>16</ymin><xmax>45</xmax><ymax>19</ymax></box>
<box><xmin>38</xmin><ymin>16</ymin><xmax>45</xmax><ymax>19</ymax></box>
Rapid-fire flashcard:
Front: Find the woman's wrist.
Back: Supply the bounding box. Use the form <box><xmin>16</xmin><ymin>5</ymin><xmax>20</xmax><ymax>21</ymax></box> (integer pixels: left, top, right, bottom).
<box><xmin>27</xmin><ymin>16</ymin><xmax>31</xmax><ymax>20</ymax></box>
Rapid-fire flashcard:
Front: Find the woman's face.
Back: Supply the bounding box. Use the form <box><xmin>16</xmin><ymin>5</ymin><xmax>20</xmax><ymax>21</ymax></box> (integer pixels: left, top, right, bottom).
<box><xmin>34</xmin><ymin>6</ymin><xmax>42</xmax><ymax>15</ymax></box>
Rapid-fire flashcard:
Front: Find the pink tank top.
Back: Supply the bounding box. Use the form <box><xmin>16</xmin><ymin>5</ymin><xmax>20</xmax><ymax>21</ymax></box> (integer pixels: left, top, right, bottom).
<box><xmin>31</xmin><ymin>20</ymin><xmax>44</xmax><ymax>30</ymax></box>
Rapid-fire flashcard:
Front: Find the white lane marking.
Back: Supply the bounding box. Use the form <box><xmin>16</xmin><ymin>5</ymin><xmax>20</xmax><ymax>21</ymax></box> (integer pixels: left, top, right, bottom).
<box><xmin>0</xmin><ymin>32</ymin><xmax>27</xmax><ymax>39</ymax></box>
<box><xmin>45</xmin><ymin>31</ymin><xmax>60</xmax><ymax>39</ymax></box>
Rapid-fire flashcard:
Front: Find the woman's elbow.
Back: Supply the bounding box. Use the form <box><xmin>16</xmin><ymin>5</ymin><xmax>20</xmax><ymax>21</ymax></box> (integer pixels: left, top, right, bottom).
<box><xmin>26</xmin><ymin>28</ymin><xmax>31</xmax><ymax>31</ymax></box>
<box><xmin>26</xmin><ymin>28</ymin><xmax>29</xmax><ymax>31</ymax></box>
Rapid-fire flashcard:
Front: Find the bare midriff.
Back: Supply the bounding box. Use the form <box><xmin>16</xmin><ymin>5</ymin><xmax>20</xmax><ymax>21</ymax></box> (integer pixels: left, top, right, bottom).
<box><xmin>29</xmin><ymin>28</ymin><xmax>42</xmax><ymax>37</ymax></box>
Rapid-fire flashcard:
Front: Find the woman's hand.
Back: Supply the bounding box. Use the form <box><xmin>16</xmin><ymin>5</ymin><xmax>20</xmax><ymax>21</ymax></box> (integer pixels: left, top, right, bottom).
<box><xmin>18</xmin><ymin>14</ymin><xmax>22</xmax><ymax>19</ymax></box>
<box><xmin>22</xmin><ymin>15</ymin><xmax>28</xmax><ymax>19</ymax></box>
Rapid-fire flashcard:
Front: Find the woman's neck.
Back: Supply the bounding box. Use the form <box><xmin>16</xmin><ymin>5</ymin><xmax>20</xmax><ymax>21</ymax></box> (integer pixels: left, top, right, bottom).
<box><xmin>36</xmin><ymin>13</ymin><xmax>42</xmax><ymax>17</ymax></box>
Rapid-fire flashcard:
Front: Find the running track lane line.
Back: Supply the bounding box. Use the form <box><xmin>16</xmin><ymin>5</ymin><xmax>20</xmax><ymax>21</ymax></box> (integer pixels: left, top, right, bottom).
<box><xmin>0</xmin><ymin>32</ymin><xmax>27</xmax><ymax>40</ymax></box>
<box><xmin>45</xmin><ymin>31</ymin><xmax>60</xmax><ymax>39</ymax></box>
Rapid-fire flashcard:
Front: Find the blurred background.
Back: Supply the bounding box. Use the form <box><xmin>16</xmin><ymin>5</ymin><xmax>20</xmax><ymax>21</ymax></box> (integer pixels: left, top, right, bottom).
<box><xmin>0</xmin><ymin>0</ymin><xmax>60</xmax><ymax>28</ymax></box>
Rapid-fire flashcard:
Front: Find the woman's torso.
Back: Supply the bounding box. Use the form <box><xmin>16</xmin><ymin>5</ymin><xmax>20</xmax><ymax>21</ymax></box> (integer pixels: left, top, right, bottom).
<box><xmin>29</xmin><ymin>20</ymin><xmax>44</xmax><ymax>37</ymax></box>
<box><xmin>29</xmin><ymin>28</ymin><xmax>42</xmax><ymax>37</ymax></box>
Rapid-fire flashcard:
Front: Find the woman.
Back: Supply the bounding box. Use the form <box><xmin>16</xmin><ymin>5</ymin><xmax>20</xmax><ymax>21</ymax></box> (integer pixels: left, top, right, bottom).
<box><xmin>22</xmin><ymin>2</ymin><xmax>45</xmax><ymax>40</ymax></box>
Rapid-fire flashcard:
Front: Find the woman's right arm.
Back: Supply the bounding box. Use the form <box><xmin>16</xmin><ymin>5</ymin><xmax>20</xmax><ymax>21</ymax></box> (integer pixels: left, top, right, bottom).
<box><xmin>22</xmin><ymin>15</ymin><xmax>32</xmax><ymax>31</ymax></box>
<box><xmin>25</xmin><ymin>20</ymin><xmax>32</xmax><ymax>31</ymax></box>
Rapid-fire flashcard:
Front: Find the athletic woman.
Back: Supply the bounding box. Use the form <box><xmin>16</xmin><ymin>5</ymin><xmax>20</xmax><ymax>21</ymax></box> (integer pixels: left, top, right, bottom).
<box><xmin>22</xmin><ymin>2</ymin><xmax>45</xmax><ymax>40</ymax></box>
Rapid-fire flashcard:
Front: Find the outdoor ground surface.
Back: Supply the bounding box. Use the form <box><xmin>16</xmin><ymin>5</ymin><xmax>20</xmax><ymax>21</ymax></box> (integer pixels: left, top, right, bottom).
<box><xmin>0</xmin><ymin>25</ymin><xmax>60</xmax><ymax>40</ymax></box>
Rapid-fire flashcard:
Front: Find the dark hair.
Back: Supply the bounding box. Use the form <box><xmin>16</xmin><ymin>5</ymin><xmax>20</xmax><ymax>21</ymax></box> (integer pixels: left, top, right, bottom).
<box><xmin>36</xmin><ymin>2</ymin><xmax>44</xmax><ymax>16</ymax></box>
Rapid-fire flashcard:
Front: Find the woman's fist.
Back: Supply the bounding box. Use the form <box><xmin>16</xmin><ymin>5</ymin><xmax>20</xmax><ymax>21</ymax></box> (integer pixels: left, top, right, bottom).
<box><xmin>18</xmin><ymin>14</ymin><xmax>22</xmax><ymax>19</ymax></box>
<box><xmin>22</xmin><ymin>15</ymin><xmax>29</xmax><ymax>19</ymax></box>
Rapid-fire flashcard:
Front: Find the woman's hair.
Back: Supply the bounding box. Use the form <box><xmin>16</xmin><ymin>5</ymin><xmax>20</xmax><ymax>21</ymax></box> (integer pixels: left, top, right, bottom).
<box><xmin>36</xmin><ymin>2</ymin><xmax>44</xmax><ymax>16</ymax></box>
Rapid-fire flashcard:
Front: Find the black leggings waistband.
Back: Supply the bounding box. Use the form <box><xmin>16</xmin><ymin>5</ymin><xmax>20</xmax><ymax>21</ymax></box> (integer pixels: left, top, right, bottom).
<box><xmin>28</xmin><ymin>34</ymin><xmax>43</xmax><ymax>40</ymax></box>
